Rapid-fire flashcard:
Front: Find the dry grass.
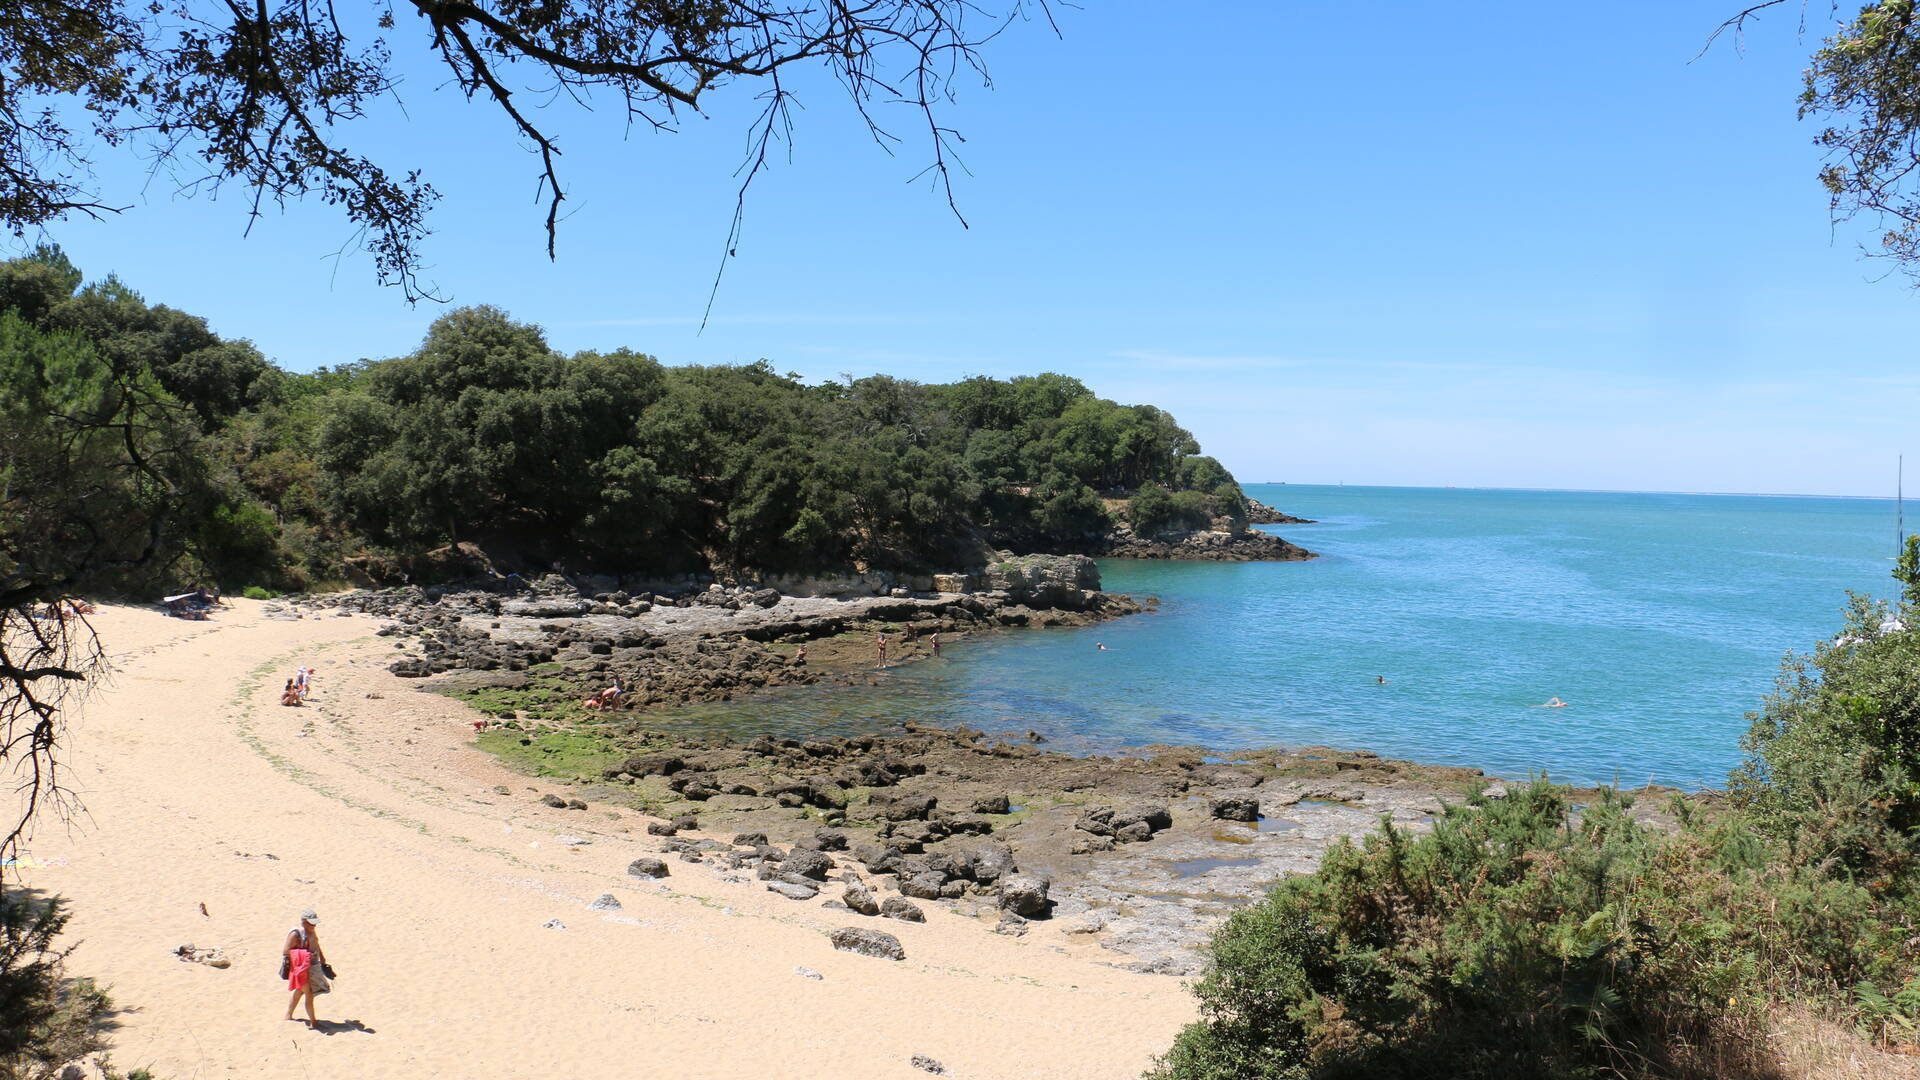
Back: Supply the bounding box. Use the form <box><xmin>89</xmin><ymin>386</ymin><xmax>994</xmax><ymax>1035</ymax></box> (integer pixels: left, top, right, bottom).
<box><xmin>1756</xmin><ymin>1007</ymin><xmax>1920</xmax><ymax>1080</ymax></box>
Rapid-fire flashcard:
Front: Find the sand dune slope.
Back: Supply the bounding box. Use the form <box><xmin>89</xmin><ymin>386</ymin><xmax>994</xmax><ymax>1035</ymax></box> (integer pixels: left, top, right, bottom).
<box><xmin>16</xmin><ymin>601</ymin><xmax>1192</xmax><ymax>1079</ymax></box>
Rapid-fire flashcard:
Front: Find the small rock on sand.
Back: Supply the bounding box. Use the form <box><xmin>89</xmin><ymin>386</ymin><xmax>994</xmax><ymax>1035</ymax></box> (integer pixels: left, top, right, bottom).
<box><xmin>794</xmin><ymin>966</ymin><xmax>823</xmax><ymax>981</ymax></box>
<box><xmin>542</xmin><ymin>919</ymin><xmax>566</xmax><ymax>930</ymax></box>
<box><xmin>911</xmin><ymin>1055</ymin><xmax>947</xmax><ymax>1074</ymax></box>
<box><xmin>626</xmin><ymin>857</ymin><xmax>669</xmax><ymax>879</ymax></box>
<box><xmin>880</xmin><ymin>897</ymin><xmax>925</xmax><ymax>923</ymax></box>
<box><xmin>829</xmin><ymin>926</ymin><xmax>905</xmax><ymax>960</ymax></box>
<box><xmin>587</xmin><ymin>893</ymin><xmax>622</xmax><ymax>910</ymax></box>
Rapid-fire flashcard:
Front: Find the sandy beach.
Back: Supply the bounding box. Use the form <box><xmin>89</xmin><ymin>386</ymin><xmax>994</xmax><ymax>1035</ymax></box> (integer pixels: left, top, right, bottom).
<box><xmin>15</xmin><ymin>601</ymin><xmax>1193</xmax><ymax>1079</ymax></box>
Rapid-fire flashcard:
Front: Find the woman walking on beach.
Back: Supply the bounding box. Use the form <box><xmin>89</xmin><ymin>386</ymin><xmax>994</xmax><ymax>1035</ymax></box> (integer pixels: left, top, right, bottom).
<box><xmin>283</xmin><ymin>908</ymin><xmax>332</xmax><ymax>1029</ymax></box>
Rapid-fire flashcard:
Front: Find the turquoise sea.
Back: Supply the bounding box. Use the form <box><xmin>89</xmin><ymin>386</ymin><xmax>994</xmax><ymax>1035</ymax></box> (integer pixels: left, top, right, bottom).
<box><xmin>666</xmin><ymin>484</ymin><xmax>1904</xmax><ymax>789</ymax></box>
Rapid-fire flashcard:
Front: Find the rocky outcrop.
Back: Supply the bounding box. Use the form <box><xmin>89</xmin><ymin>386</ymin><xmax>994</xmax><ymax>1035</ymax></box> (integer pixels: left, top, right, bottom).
<box><xmin>1245</xmin><ymin>498</ymin><xmax>1315</xmax><ymax>525</ymax></box>
<box><xmin>285</xmin><ymin>559</ymin><xmax>1142</xmax><ymax>696</ymax></box>
<box><xmin>980</xmin><ymin>553</ymin><xmax>1103</xmax><ymax>610</ymax></box>
<box><xmin>1099</xmin><ymin>525</ymin><xmax>1314</xmax><ymax>562</ymax></box>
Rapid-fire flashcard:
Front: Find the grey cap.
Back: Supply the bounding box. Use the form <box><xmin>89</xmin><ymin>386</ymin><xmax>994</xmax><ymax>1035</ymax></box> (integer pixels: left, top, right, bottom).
<box><xmin>300</xmin><ymin>907</ymin><xmax>319</xmax><ymax>923</ymax></box>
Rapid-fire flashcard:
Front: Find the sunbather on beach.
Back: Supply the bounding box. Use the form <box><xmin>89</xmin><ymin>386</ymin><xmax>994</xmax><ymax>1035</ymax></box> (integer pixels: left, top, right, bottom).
<box><xmin>280</xmin><ymin>679</ymin><xmax>303</xmax><ymax>707</ymax></box>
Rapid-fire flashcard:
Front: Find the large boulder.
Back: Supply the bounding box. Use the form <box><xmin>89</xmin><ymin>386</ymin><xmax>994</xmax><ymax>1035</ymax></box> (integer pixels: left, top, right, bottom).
<box><xmin>766</xmin><ymin>880</ymin><xmax>820</xmax><ymax>901</ymax></box>
<box><xmin>779</xmin><ymin>850</ymin><xmax>834</xmax><ymax>881</ymax></box>
<box><xmin>981</xmin><ymin>553</ymin><xmax>1102</xmax><ymax>610</ymax></box>
<box><xmin>968</xmin><ymin>842</ymin><xmax>1017</xmax><ymax>884</ymax></box>
<box><xmin>997</xmin><ymin>874</ymin><xmax>1051</xmax><ymax>918</ymax></box>
<box><xmin>874</xmin><ymin>793</ymin><xmax>938</xmax><ymax>821</ymax></box>
<box><xmin>899</xmin><ymin>873</ymin><xmax>946</xmax><ymax>900</ymax></box>
<box><xmin>829</xmin><ymin>926</ymin><xmax>906</xmax><ymax>961</ymax></box>
<box><xmin>1112</xmin><ymin>805</ymin><xmax>1173</xmax><ymax>832</ymax></box>
<box><xmin>618</xmin><ymin>753</ymin><xmax>686</xmax><ymax>778</ymax></box>
<box><xmin>501</xmin><ymin>598</ymin><xmax>591</xmax><ymax>618</ymax></box>
<box><xmin>881</xmin><ymin>897</ymin><xmax>926</xmax><ymax>923</ymax></box>
<box><xmin>842</xmin><ymin>882</ymin><xmax>881</xmax><ymax>916</ymax></box>
<box><xmin>626</xmin><ymin>857</ymin><xmax>670</xmax><ymax>879</ymax></box>
<box><xmin>971</xmin><ymin>793</ymin><xmax>1011</xmax><ymax>815</ymax></box>
<box><xmin>1210</xmin><ymin>791</ymin><xmax>1261</xmax><ymax>822</ymax></box>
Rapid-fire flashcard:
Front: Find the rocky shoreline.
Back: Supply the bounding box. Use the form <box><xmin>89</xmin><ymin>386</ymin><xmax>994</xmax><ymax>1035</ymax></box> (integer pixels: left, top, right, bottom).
<box><xmin>1245</xmin><ymin>497</ymin><xmax>1316</xmax><ymax>525</ymax></box>
<box><xmin>271</xmin><ymin>554</ymin><xmax>1681</xmax><ymax>975</ymax></box>
<box><xmin>282</xmin><ymin>553</ymin><xmax>1139</xmax><ymax>708</ymax></box>
<box><xmin>1095</xmin><ymin>526</ymin><xmax>1315</xmax><ymax>562</ymax></box>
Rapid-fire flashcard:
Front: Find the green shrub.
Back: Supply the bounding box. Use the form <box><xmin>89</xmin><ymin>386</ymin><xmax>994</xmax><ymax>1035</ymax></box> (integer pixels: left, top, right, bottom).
<box><xmin>1161</xmin><ymin>550</ymin><xmax>1920</xmax><ymax>1077</ymax></box>
<box><xmin>240</xmin><ymin>585</ymin><xmax>279</xmax><ymax>600</ymax></box>
<box><xmin>0</xmin><ymin>892</ymin><xmax>115</xmax><ymax>1079</ymax></box>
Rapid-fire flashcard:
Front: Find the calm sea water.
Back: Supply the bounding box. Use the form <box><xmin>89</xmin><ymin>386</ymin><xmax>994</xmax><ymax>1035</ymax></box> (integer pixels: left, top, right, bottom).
<box><xmin>661</xmin><ymin>485</ymin><xmax>1902</xmax><ymax>789</ymax></box>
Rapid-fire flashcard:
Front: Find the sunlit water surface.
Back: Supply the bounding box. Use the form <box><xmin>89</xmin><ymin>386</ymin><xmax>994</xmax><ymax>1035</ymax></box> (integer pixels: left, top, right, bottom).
<box><xmin>655</xmin><ymin>484</ymin><xmax>1902</xmax><ymax>788</ymax></box>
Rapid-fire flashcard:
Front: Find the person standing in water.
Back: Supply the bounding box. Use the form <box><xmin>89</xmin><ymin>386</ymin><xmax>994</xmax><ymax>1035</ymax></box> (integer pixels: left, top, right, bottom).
<box><xmin>283</xmin><ymin>907</ymin><xmax>332</xmax><ymax>1029</ymax></box>
<box><xmin>876</xmin><ymin>633</ymin><xmax>888</xmax><ymax>668</ymax></box>
<box><xmin>929</xmin><ymin>633</ymin><xmax>940</xmax><ymax>656</ymax></box>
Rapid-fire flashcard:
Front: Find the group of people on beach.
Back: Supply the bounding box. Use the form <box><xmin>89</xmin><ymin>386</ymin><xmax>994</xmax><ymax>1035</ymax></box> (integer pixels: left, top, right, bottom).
<box><xmin>161</xmin><ymin>587</ymin><xmax>222</xmax><ymax>619</ymax></box>
<box><xmin>582</xmin><ymin>677</ymin><xmax>625</xmax><ymax>711</ymax></box>
<box><xmin>280</xmin><ymin>667</ymin><xmax>315</xmax><ymax>706</ymax></box>
<box><xmin>874</xmin><ymin>628</ymin><xmax>941</xmax><ymax>669</ymax></box>
<box><xmin>34</xmin><ymin>598</ymin><xmax>94</xmax><ymax>621</ymax></box>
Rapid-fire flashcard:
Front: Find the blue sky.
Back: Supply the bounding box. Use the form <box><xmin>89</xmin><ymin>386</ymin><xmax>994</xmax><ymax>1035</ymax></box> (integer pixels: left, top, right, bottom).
<box><xmin>30</xmin><ymin>1</ymin><xmax>1919</xmax><ymax>497</ymax></box>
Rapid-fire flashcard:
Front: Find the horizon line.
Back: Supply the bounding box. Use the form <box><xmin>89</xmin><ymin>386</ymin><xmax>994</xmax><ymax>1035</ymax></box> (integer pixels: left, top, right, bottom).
<box><xmin>1248</xmin><ymin>481</ymin><xmax>1903</xmax><ymax>502</ymax></box>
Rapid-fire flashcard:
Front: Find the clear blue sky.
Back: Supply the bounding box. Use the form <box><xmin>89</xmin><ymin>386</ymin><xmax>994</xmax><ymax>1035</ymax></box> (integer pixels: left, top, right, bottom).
<box><xmin>29</xmin><ymin>1</ymin><xmax>1919</xmax><ymax>497</ymax></box>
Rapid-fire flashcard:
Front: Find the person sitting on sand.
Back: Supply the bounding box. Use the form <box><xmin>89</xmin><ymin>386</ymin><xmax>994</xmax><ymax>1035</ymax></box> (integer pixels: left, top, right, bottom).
<box><xmin>1533</xmin><ymin>697</ymin><xmax>1569</xmax><ymax>708</ymax></box>
<box><xmin>283</xmin><ymin>908</ymin><xmax>332</xmax><ymax>1029</ymax></box>
<box><xmin>280</xmin><ymin>679</ymin><xmax>303</xmax><ymax>707</ymax></box>
<box><xmin>68</xmin><ymin>598</ymin><xmax>94</xmax><ymax>615</ymax></box>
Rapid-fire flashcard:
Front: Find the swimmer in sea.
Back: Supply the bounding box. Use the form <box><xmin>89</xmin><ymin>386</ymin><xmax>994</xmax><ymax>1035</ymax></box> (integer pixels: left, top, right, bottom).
<box><xmin>1532</xmin><ymin>697</ymin><xmax>1569</xmax><ymax>708</ymax></box>
<box><xmin>1376</xmin><ymin>675</ymin><xmax>1387</xmax><ymax>685</ymax></box>
<box><xmin>1096</xmin><ymin>642</ymin><xmax>1108</xmax><ymax>651</ymax></box>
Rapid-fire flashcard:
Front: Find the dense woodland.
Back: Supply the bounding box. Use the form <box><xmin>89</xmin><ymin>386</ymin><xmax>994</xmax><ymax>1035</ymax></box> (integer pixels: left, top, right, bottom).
<box><xmin>0</xmin><ymin>248</ymin><xmax>1247</xmax><ymax>599</ymax></box>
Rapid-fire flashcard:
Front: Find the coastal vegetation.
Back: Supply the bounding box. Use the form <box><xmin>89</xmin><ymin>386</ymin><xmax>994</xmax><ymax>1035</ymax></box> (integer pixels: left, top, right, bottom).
<box><xmin>1155</xmin><ymin>550</ymin><xmax>1920</xmax><ymax>1078</ymax></box>
<box><xmin>0</xmin><ymin>247</ymin><xmax>1252</xmax><ymax>602</ymax></box>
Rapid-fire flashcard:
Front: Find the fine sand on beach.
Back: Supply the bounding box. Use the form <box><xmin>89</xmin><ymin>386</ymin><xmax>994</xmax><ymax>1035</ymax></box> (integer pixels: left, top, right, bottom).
<box><xmin>16</xmin><ymin>601</ymin><xmax>1193</xmax><ymax>1079</ymax></box>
